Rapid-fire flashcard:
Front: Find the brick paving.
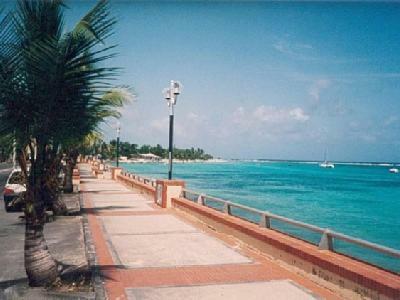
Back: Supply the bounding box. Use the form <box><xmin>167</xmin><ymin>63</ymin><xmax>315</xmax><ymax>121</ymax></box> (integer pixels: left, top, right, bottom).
<box><xmin>79</xmin><ymin>164</ymin><xmax>342</xmax><ymax>300</ymax></box>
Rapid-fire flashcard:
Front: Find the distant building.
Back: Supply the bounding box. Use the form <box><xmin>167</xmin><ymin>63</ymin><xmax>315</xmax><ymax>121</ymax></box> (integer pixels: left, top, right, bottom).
<box><xmin>139</xmin><ymin>153</ymin><xmax>161</xmax><ymax>162</ymax></box>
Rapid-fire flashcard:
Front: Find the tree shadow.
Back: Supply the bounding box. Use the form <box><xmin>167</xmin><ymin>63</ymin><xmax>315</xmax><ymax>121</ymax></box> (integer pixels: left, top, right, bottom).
<box><xmin>80</xmin><ymin>190</ymin><xmax>132</xmax><ymax>195</ymax></box>
<box><xmin>0</xmin><ymin>277</ymin><xmax>28</xmax><ymax>289</ymax></box>
<box><xmin>59</xmin><ymin>262</ymin><xmax>126</xmax><ymax>282</ymax></box>
<box><xmin>81</xmin><ymin>206</ymin><xmax>133</xmax><ymax>215</ymax></box>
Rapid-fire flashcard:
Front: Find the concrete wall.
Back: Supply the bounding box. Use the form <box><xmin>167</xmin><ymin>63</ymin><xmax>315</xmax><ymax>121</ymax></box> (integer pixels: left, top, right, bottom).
<box><xmin>105</xmin><ymin>168</ymin><xmax>400</xmax><ymax>300</ymax></box>
<box><xmin>116</xmin><ymin>174</ymin><xmax>156</xmax><ymax>197</ymax></box>
<box><xmin>172</xmin><ymin>197</ymin><xmax>400</xmax><ymax>300</ymax></box>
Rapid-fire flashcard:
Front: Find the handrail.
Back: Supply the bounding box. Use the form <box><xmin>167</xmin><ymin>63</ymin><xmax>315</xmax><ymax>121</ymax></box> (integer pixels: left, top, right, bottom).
<box><xmin>118</xmin><ymin>169</ymin><xmax>156</xmax><ymax>188</ymax></box>
<box><xmin>181</xmin><ymin>189</ymin><xmax>400</xmax><ymax>261</ymax></box>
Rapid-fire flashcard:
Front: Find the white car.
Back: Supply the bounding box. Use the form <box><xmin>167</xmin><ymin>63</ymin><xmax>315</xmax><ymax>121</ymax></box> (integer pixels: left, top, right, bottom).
<box><xmin>3</xmin><ymin>168</ymin><xmax>26</xmax><ymax>212</ymax></box>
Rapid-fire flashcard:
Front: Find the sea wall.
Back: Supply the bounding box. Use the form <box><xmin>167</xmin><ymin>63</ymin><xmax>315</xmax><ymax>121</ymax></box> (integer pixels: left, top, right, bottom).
<box><xmin>171</xmin><ymin>196</ymin><xmax>400</xmax><ymax>300</ymax></box>
<box><xmin>89</xmin><ymin>159</ymin><xmax>400</xmax><ymax>300</ymax></box>
<box><xmin>115</xmin><ymin>171</ymin><xmax>156</xmax><ymax>197</ymax></box>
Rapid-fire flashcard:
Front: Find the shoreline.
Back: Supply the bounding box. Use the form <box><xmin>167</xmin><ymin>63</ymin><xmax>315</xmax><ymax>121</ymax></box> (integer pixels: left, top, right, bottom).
<box><xmin>112</xmin><ymin>158</ymin><xmax>399</xmax><ymax>167</ymax></box>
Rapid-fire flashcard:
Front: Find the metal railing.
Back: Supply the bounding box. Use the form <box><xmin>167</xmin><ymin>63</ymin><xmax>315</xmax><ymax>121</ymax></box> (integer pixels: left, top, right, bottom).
<box><xmin>120</xmin><ymin>170</ymin><xmax>157</xmax><ymax>188</ymax></box>
<box><xmin>181</xmin><ymin>188</ymin><xmax>400</xmax><ymax>262</ymax></box>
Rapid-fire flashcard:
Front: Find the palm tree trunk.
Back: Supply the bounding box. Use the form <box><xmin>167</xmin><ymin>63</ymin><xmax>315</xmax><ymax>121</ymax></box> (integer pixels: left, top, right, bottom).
<box><xmin>24</xmin><ymin>223</ymin><xmax>58</xmax><ymax>286</ymax></box>
<box><xmin>51</xmin><ymin>195</ymin><xmax>67</xmax><ymax>215</ymax></box>
<box><xmin>44</xmin><ymin>154</ymin><xmax>67</xmax><ymax>215</ymax></box>
<box><xmin>64</xmin><ymin>149</ymin><xmax>79</xmax><ymax>193</ymax></box>
<box><xmin>24</xmin><ymin>141</ymin><xmax>59</xmax><ymax>286</ymax></box>
<box><xmin>63</xmin><ymin>158</ymin><xmax>73</xmax><ymax>193</ymax></box>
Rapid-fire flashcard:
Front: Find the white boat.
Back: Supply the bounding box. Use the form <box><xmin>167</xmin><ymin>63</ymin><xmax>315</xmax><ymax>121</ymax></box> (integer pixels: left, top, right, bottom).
<box><xmin>320</xmin><ymin>161</ymin><xmax>335</xmax><ymax>168</ymax></box>
<box><xmin>319</xmin><ymin>149</ymin><xmax>335</xmax><ymax>169</ymax></box>
<box><xmin>389</xmin><ymin>168</ymin><xmax>399</xmax><ymax>173</ymax></box>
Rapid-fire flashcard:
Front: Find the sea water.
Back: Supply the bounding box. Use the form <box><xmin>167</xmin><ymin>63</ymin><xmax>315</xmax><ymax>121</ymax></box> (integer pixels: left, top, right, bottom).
<box><xmin>120</xmin><ymin>161</ymin><xmax>400</xmax><ymax>273</ymax></box>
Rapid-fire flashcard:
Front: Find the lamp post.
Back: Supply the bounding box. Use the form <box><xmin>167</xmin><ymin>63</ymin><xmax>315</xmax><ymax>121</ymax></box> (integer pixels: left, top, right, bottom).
<box><xmin>116</xmin><ymin>124</ymin><xmax>121</xmax><ymax>167</ymax></box>
<box><xmin>163</xmin><ymin>80</ymin><xmax>182</xmax><ymax>180</ymax></box>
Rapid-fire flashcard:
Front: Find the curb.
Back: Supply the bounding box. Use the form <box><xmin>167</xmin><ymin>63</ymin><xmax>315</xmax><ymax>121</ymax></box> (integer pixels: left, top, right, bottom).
<box><xmin>80</xmin><ymin>192</ymin><xmax>107</xmax><ymax>300</ymax></box>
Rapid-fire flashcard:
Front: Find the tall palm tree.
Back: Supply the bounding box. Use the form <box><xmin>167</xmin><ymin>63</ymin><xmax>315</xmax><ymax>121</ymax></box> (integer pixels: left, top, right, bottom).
<box><xmin>0</xmin><ymin>0</ymin><xmax>122</xmax><ymax>286</ymax></box>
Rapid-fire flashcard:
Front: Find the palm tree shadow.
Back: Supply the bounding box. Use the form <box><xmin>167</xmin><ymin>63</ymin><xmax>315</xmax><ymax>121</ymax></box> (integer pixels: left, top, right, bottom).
<box><xmin>81</xmin><ymin>206</ymin><xmax>133</xmax><ymax>215</ymax></box>
<box><xmin>58</xmin><ymin>262</ymin><xmax>126</xmax><ymax>282</ymax></box>
<box><xmin>0</xmin><ymin>277</ymin><xmax>28</xmax><ymax>289</ymax></box>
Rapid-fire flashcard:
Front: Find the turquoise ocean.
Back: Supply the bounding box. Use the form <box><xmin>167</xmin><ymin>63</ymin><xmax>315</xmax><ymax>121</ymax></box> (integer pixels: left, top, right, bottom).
<box><xmin>120</xmin><ymin>161</ymin><xmax>400</xmax><ymax>273</ymax></box>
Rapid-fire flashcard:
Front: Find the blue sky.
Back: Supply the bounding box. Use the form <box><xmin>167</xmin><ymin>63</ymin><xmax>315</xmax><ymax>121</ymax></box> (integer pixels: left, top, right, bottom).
<box><xmin>35</xmin><ymin>1</ymin><xmax>400</xmax><ymax>161</ymax></box>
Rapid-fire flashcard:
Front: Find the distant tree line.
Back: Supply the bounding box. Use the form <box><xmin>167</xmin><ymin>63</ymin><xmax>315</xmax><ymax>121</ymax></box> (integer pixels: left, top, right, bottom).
<box><xmin>88</xmin><ymin>140</ymin><xmax>213</xmax><ymax>160</ymax></box>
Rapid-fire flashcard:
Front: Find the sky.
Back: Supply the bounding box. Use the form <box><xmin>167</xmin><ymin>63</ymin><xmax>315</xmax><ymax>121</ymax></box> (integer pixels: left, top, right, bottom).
<box><xmin>15</xmin><ymin>1</ymin><xmax>400</xmax><ymax>161</ymax></box>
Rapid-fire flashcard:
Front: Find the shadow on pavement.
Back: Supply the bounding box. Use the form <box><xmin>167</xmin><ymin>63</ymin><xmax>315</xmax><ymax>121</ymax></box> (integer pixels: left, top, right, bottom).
<box><xmin>0</xmin><ymin>277</ymin><xmax>28</xmax><ymax>289</ymax></box>
<box><xmin>81</xmin><ymin>206</ymin><xmax>133</xmax><ymax>215</ymax></box>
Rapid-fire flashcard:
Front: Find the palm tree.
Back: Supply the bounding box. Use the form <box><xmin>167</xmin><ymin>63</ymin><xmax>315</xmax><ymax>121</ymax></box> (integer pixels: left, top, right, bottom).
<box><xmin>62</xmin><ymin>87</ymin><xmax>132</xmax><ymax>193</ymax></box>
<box><xmin>0</xmin><ymin>0</ymin><xmax>122</xmax><ymax>286</ymax></box>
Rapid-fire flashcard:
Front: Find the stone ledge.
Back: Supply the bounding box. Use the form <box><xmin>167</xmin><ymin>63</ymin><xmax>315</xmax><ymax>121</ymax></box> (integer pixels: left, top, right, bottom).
<box><xmin>172</xmin><ymin>197</ymin><xmax>400</xmax><ymax>300</ymax></box>
<box><xmin>116</xmin><ymin>174</ymin><xmax>155</xmax><ymax>196</ymax></box>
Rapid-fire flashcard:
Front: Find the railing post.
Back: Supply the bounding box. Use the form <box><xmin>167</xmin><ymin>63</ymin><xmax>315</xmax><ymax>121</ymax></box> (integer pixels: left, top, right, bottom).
<box><xmin>155</xmin><ymin>179</ymin><xmax>185</xmax><ymax>208</ymax></box>
<box><xmin>259</xmin><ymin>213</ymin><xmax>271</xmax><ymax>228</ymax></box>
<box><xmin>110</xmin><ymin>167</ymin><xmax>122</xmax><ymax>180</ymax></box>
<box><xmin>197</xmin><ymin>194</ymin><xmax>205</xmax><ymax>205</ymax></box>
<box><xmin>223</xmin><ymin>202</ymin><xmax>231</xmax><ymax>215</ymax></box>
<box><xmin>319</xmin><ymin>229</ymin><xmax>333</xmax><ymax>251</ymax></box>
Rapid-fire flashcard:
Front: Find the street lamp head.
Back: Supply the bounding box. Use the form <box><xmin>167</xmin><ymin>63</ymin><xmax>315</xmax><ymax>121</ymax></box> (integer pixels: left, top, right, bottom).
<box><xmin>163</xmin><ymin>81</ymin><xmax>182</xmax><ymax>106</ymax></box>
<box><xmin>116</xmin><ymin>122</ymin><xmax>121</xmax><ymax>136</ymax></box>
<box><xmin>163</xmin><ymin>88</ymin><xmax>171</xmax><ymax>100</ymax></box>
<box><xmin>172</xmin><ymin>81</ymin><xmax>182</xmax><ymax>95</ymax></box>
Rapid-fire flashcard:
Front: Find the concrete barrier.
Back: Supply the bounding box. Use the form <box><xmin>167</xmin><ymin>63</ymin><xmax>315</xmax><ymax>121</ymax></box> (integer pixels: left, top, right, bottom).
<box><xmin>171</xmin><ymin>196</ymin><xmax>400</xmax><ymax>300</ymax></box>
<box><xmin>110</xmin><ymin>167</ymin><xmax>122</xmax><ymax>180</ymax></box>
<box><xmin>155</xmin><ymin>180</ymin><xmax>185</xmax><ymax>208</ymax></box>
<box><xmin>72</xmin><ymin>168</ymin><xmax>80</xmax><ymax>192</ymax></box>
<box><xmin>94</xmin><ymin>166</ymin><xmax>400</xmax><ymax>299</ymax></box>
<box><xmin>115</xmin><ymin>173</ymin><xmax>155</xmax><ymax>197</ymax></box>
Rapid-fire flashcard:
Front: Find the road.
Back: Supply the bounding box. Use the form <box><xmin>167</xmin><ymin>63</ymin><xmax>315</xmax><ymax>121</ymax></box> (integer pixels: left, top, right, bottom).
<box><xmin>0</xmin><ymin>163</ymin><xmax>28</xmax><ymax>295</ymax></box>
<box><xmin>0</xmin><ymin>164</ymin><xmax>91</xmax><ymax>299</ymax></box>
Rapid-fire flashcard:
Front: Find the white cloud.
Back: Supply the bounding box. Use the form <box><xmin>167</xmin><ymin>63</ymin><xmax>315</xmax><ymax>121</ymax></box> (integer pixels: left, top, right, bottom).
<box><xmin>297</xmin><ymin>43</ymin><xmax>313</xmax><ymax>49</ymax></box>
<box><xmin>273</xmin><ymin>41</ymin><xmax>313</xmax><ymax>55</ymax></box>
<box><xmin>213</xmin><ymin>105</ymin><xmax>312</xmax><ymax>144</ymax></box>
<box><xmin>232</xmin><ymin>106</ymin><xmax>252</xmax><ymax>129</ymax></box>
<box><xmin>187</xmin><ymin>112</ymin><xmax>201</xmax><ymax>122</ymax></box>
<box><xmin>149</xmin><ymin>118</ymin><xmax>167</xmax><ymax>132</ymax></box>
<box><xmin>273</xmin><ymin>41</ymin><xmax>286</xmax><ymax>54</ymax></box>
<box><xmin>289</xmin><ymin>107</ymin><xmax>310</xmax><ymax>122</ymax></box>
<box><xmin>384</xmin><ymin>115</ymin><xmax>399</xmax><ymax>127</ymax></box>
<box><xmin>272</xmin><ymin>39</ymin><xmax>321</xmax><ymax>62</ymax></box>
<box><xmin>145</xmin><ymin>112</ymin><xmax>210</xmax><ymax>144</ymax></box>
<box><xmin>361</xmin><ymin>134</ymin><xmax>377</xmax><ymax>143</ymax></box>
<box><xmin>232</xmin><ymin>106</ymin><xmax>245</xmax><ymax>120</ymax></box>
<box><xmin>253</xmin><ymin>105</ymin><xmax>310</xmax><ymax>123</ymax></box>
<box><xmin>308</xmin><ymin>79</ymin><xmax>331</xmax><ymax>104</ymax></box>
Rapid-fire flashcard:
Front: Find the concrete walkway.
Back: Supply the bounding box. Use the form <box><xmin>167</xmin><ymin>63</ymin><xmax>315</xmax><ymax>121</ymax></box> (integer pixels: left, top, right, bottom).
<box><xmin>80</xmin><ymin>164</ymin><xmax>341</xmax><ymax>300</ymax></box>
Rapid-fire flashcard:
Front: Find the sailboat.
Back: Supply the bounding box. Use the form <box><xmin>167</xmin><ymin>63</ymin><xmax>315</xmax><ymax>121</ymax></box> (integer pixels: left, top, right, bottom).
<box><xmin>319</xmin><ymin>149</ymin><xmax>335</xmax><ymax>169</ymax></box>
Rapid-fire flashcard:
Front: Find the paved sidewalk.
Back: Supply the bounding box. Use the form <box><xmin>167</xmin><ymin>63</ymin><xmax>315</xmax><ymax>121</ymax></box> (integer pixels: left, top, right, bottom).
<box><xmin>0</xmin><ymin>209</ymin><xmax>91</xmax><ymax>299</ymax></box>
<box><xmin>80</xmin><ymin>164</ymin><xmax>341</xmax><ymax>300</ymax></box>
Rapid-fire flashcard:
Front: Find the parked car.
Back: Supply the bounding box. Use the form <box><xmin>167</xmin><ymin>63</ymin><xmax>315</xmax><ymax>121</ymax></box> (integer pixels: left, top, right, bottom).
<box><xmin>3</xmin><ymin>168</ymin><xmax>26</xmax><ymax>212</ymax></box>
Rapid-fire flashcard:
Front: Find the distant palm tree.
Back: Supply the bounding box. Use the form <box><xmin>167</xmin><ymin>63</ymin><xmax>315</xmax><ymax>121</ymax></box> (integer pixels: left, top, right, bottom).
<box><xmin>0</xmin><ymin>0</ymin><xmax>123</xmax><ymax>286</ymax></box>
<box><xmin>62</xmin><ymin>87</ymin><xmax>132</xmax><ymax>193</ymax></box>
